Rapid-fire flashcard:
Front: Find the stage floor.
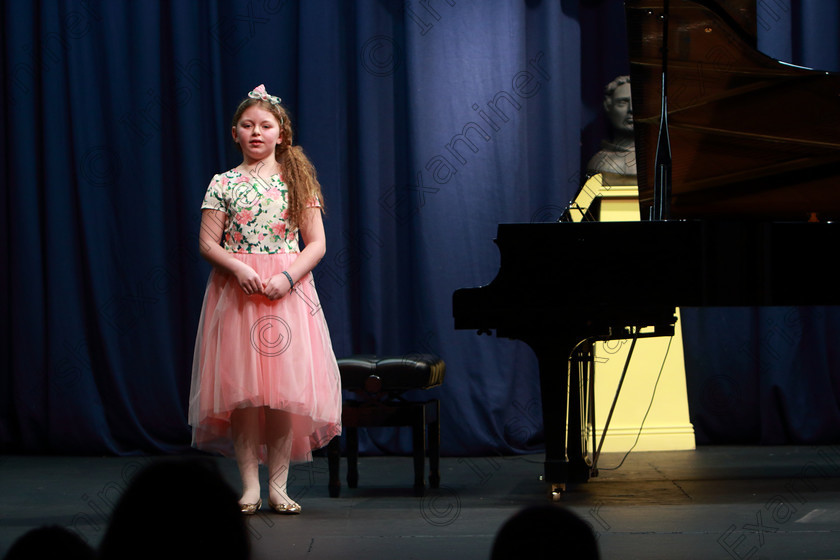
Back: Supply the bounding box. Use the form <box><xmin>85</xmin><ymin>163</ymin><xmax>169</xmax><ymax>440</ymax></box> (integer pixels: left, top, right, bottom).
<box><xmin>3</xmin><ymin>446</ymin><xmax>840</xmax><ymax>559</ymax></box>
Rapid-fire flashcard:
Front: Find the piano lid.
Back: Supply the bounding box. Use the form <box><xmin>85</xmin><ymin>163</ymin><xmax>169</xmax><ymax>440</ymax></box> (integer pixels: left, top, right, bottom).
<box><xmin>626</xmin><ymin>0</ymin><xmax>840</xmax><ymax>221</ymax></box>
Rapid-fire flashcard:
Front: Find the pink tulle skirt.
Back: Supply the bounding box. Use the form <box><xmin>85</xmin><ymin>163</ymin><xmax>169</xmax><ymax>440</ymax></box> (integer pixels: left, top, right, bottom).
<box><xmin>189</xmin><ymin>253</ymin><xmax>342</xmax><ymax>463</ymax></box>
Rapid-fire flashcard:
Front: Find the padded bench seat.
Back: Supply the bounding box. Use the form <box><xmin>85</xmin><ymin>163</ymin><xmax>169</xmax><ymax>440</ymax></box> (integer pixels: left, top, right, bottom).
<box><xmin>327</xmin><ymin>354</ymin><xmax>445</xmax><ymax>497</ymax></box>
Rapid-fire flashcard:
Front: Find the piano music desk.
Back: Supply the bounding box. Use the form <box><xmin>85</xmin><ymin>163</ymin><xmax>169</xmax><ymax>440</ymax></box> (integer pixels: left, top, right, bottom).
<box><xmin>577</xmin><ymin>173</ymin><xmax>695</xmax><ymax>453</ymax></box>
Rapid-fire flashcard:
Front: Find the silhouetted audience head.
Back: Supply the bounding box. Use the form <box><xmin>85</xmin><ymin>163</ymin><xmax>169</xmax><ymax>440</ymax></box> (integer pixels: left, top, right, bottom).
<box><xmin>98</xmin><ymin>457</ymin><xmax>249</xmax><ymax>560</ymax></box>
<box><xmin>491</xmin><ymin>504</ymin><xmax>599</xmax><ymax>559</ymax></box>
<box><xmin>4</xmin><ymin>525</ymin><xmax>95</xmax><ymax>560</ymax></box>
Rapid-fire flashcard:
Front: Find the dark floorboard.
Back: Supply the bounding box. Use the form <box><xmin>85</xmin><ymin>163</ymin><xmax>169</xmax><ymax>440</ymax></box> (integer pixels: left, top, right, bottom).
<box><xmin>3</xmin><ymin>446</ymin><xmax>840</xmax><ymax>559</ymax></box>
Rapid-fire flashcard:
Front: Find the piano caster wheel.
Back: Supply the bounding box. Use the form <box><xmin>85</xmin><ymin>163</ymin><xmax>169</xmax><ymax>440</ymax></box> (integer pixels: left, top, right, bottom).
<box><xmin>549</xmin><ymin>483</ymin><xmax>565</xmax><ymax>501</ymax></box>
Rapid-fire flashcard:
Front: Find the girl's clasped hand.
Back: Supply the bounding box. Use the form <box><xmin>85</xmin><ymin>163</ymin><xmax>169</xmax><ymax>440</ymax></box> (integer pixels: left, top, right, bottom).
<box><xmin>261</xmin><ymin>273</ymin><xmax>294</xmax><ymax>300</ymax></box>
<box><xmin>234</xmin><ymin>266</ymin><xmax>292</xmax><ymax>300</ymax></box>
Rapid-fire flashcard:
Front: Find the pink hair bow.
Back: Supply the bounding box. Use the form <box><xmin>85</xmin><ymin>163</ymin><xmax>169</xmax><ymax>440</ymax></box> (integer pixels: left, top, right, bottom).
<box><xmin>248</xmin><ymin>84</ymin><xmax>282</xmax><ymax>106</ymax></box>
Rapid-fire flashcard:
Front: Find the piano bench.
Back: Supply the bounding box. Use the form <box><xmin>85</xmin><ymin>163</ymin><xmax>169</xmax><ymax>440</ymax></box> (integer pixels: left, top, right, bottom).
<box><xmin>327</xmin><ymin>354</ymin><xmax>445</xmax><ymax>498</ymax></box>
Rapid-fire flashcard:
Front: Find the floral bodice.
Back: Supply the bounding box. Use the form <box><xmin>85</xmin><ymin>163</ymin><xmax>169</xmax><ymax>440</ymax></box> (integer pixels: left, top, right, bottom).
<box><xmin>201</xmin><ymin>169</ymin><xmax>319</xmax><ymax>254</ymax></box>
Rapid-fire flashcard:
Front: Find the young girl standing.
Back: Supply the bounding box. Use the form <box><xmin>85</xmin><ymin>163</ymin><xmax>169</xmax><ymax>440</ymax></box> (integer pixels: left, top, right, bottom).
<box><xmin>189</xmin><ymin>85</ymin><xmax>341</xmax><ymax>515</ymax></box>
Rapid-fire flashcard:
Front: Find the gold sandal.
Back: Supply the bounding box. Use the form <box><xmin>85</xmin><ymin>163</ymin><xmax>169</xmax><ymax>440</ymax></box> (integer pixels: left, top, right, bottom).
<box><xmin>269</xmin><ymin>500</ymin><xmax>302</xmax><ymax>515</ymax></box>
<box><xmin>239</xmin><ymin>498</ymin><xmax>262</xmax><ymax>515</ymax></box>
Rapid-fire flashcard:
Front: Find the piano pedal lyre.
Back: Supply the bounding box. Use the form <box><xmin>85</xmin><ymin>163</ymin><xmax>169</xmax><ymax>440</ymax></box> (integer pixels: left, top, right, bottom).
<box><xmin>540</xmin><ymin>475</ymin><xmax>566</xmax><ymax>500</ymax></box>
<box><xmin>550</xmin><ymin>483</ymin><xmax>565</xmax><ymax>501</ymax></box>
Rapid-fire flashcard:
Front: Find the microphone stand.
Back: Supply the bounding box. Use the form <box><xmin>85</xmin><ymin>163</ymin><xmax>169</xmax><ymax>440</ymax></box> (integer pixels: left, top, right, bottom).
<box><xmin>651</xmin><ymin>0</ymin><xmax>672</xmax><ymax>221</ymax></box>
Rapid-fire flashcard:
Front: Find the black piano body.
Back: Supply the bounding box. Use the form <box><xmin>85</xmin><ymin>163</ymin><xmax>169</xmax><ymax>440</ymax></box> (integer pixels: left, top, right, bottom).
<box><xmin>452</xmin><ymin>0</ymin><xmax>840</xmax><ymax>495</ymax></box>
<box><xmin>454</xmin><ymin>221</ymin><xmax>840</xmax><ymax>491</ymax></box>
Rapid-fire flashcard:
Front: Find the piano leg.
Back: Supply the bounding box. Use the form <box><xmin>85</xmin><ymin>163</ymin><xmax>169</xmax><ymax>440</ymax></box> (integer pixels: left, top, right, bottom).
<box><xmin>569</xmin><ymin>340</ymin><xmax>595</xmax><ymax>482</ymax></box>
<box><xmin>519</xmin><ymin>332</ymin><xmax>593</xmax><ymax>498</ymax></box>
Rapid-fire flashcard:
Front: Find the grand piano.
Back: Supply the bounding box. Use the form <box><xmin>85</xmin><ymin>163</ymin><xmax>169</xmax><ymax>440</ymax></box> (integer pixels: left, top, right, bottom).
<box><xmin>452</xmin><ymin>0</ymin><xmax>840</xmax><ymax>497</ymax></box>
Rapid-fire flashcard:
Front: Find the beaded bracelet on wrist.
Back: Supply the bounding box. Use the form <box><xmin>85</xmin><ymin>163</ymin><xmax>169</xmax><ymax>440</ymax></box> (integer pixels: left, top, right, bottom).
<box><xmin>281</xmin><ymin>270</ymin><xmax>295</xmax><ymax>290</ymax></box>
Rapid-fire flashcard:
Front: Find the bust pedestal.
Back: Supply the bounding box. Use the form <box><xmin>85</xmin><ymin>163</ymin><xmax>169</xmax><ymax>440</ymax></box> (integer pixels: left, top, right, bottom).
<box><xmin>574</xmin><ymin>173</ymin><xmax>695</xmax><ymax>453</ymax></box>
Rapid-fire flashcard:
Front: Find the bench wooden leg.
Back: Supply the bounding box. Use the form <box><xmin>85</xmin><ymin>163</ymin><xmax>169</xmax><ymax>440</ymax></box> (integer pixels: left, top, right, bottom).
<box><xmin>412</xmin><ymin>405</ymin><xmax>426</xmax><ymax>497</ymax></box>
<box><xmin>429</xmin><ymin>400</ymin><xmax>441</xmax><ymax>489</ymax></box>
<box><xmin>328</xmin><ymin>436</ymin><xmax>341</xmax><ymax>497</ymax></box>
<box><xmin>327</xmin><ymin>399</ymin><xmax>442</xmax><ymax>497</ymax></box>
<box><xmin>347</xmin><ymin>427</ymin><xmax>359</xmax><ymax>488</ymax></box>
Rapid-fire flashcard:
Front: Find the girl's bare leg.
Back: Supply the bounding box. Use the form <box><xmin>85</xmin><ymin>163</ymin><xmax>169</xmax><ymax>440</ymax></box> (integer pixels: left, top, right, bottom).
<box><xmin>266</xmin><ymin>408</ymin><xmax>295</xmax><ymax>506</ymax></box>
<box><xmin>231</xmin><ymin>407</ymin><xmax>262</xmax><ymax>505</ymax></box>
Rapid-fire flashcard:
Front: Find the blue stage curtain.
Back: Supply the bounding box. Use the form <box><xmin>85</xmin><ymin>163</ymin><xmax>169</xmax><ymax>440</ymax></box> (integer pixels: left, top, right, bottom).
<box><xmin>0</xmin><ymin>0</ymin><xmax>583</xmax><ymax>457</ymax></box>
<box><xmin>2</xmin><ymin>0</ymin><xmax>839</xmax><ymax>458</ymax></box>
